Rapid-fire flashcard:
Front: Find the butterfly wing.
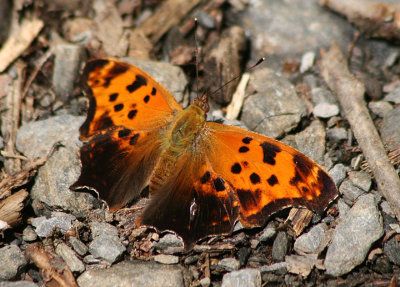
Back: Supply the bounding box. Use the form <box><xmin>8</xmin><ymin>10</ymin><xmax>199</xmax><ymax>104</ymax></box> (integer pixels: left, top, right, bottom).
<box><xmin>139</xmin><ymin>121</ymin><xmax>337</xmax><ymax>247</ymax></box>
<box><xmin>79</xmin><ymin>58</ymin><xmax>182</xmax><ymax>140</ymax></box>
<box><xmin>204</xmin><ymin>122</ymin><xmax>338</xmax><ymax>227</ymax></box>
<box><xmin>139</xmin><ymin>152</ymin><xmax>239</xmax><ymax>248</ymax></box>
<box><xmin>71</xmin><ymin>59</ymin><xmax>182</xmax><ymax>210</ymax></box>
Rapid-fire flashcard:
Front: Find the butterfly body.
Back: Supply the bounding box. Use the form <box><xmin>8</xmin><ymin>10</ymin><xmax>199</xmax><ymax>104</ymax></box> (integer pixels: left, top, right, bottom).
<box><xmin>71</xmin><ymin>58</ymin><xmax>338</xmax><ymax>248</ymax></box>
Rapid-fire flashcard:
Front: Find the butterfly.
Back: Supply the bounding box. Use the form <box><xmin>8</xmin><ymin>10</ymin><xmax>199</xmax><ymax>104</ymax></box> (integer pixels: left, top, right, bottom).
<box><xmin>70</xmin><ymin>58</ymin><xmax>338</xmax><ymax>248</ymax></box>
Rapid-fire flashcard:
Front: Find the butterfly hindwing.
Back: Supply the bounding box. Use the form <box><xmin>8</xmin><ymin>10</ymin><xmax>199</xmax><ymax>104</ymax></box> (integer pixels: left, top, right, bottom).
<box><xmin>71</xmin><ymin>127</ymin><xmax>164</xmax><ymax>211</ymax></box>
<box><xmin>139</xmin><ymin>153</ymin><xmax>239</xmax><ymax>248</ymax></box>
<box><xmin>204</xmin><ymin>122</ymin><xmax>337</xmax><ymax>227</ymax></box>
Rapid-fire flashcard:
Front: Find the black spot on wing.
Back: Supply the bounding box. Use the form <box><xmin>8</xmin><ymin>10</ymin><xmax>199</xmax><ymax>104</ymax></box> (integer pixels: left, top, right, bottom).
<box><xmin>109</xmin><ymin>63</ymin><xmax>129</xmax><ymax>76</ymax></box>
<box><xmin>144</xmin><ymin>95</ymin><xmax>150</xmax><ymax>103</ymax></box>
<box><xmin>118</xmin><ymin>129</ymin><xmax>131</xmax><ymax>138</ymax></box>
<box><xmin>127</xmin><ymin>74</ymin><xmax>147</xmax><ymax>93</ymax></box>
<box><xmin>84</xmin><ymin>59</ymin><xmax>109</xmax><ymax>74</ymax></box>
<box><xmin>267</xmin><ymin>174</ymin><xmax>278</xmax><ymax>186</ymax></box>
<box><xmin>242</xmin><ymin>137</ymin><xmax>252</xmax><ymax>144</ymax></box>
<box><xmin>128</xmin><ymin>109</ymin><xmax>137</xmax><ymax>119</ymax></box>
<box><xmin>260</xmin><ymin>142</ymin><xmax>281</xmax><ymax>165</ymax></box>
<box><xmin>129</xmin><ymin>133</ymin><xmax>140</xmax><ymax>145</ymax></box>
<box><xmin>200</xmin><ymin>171</ymin><xmax>211</xmax><ymax>184</ymax></box>
<box><xmin>213</xmin><ymin>177</ymin><xmax>226</xmax><ymax>191</ymax></box>
<box><xmin>94</xmin><ymin>113</ymin><xmax>113</xmax><ymax>131</ymax></box>
<box><xmin>103</xmin><ymin>77</ymin><xmax>112</xmax><ymax>88</ymax></box>
<box><xmin>250</xmin><ymin>173</ymin><xmax>261</xmax><ymax>184</ymax></box>
<box><xmin>151</xmin><ymin>87</ymin><xmax>156</xmax><ymax>95</ymax></box>
<box><xmin>290</xmin><ymin>171</ymin><xmax>302</xmax><ymax>186</ymax></box>
<box><xmin>231</xmin><ymin>163</ymin><xmax>242</xmax><ymax>174</ymax></box>
<box><xmin>239</xmin><ymin>146</ymin><xmax>249</xmax><ymax>153</ymax></box>
<box><xmin>114</xmin><ymin>104</ymin><xmax>124</xmax><ymax>112</ymax></box>
<box><xmin>236</xmin><ymin>189</ymin><xmax>259</xmax><ymax>209</ymax></box>
<box><xmin>109</xmin><ymin>93</ymin><xmax>118</xmax><ymax>102</ymax></box>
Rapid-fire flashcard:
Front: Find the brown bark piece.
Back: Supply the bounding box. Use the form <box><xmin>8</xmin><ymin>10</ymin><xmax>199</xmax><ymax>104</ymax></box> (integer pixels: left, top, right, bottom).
<box><xmin>287</xmin><ymin>208</ymin><xmax>314</xmax><ymax>236</ymax></box>
<box><xmin>320</xmin><ymin>0</ymin><xmax>400</xmax><ymax>42</ymax></box>
<box><xmin>25</xmin><ymin>243</ymin><xmax>78</xmax><ymax>287</ymax></box>
<box><xmin>320</xmin><ymin>44</ymin><xmax>400</xmax><ymax>223</ymax></box>
<box><xmin>204</xmin><ymin>26</ymin><xmax>247</xmax><ymax>105</ymax></box>
<box><xmin>0</xmin><ymin>189</ymin><xmax>28</xmax><ymax>227</ymax></box>
<box><xmin>136</xmin><ymin>0</ymin><xmax>202</xmax><ymax>44</ymax></box>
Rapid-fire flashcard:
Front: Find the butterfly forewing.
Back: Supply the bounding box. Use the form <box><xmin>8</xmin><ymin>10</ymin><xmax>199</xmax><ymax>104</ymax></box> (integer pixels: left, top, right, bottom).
<box><xmin>72</xmin><ymin>58</ymin><xmax>182</xmax><ymax>210</ymax></box>
<box><xmin>79</xmin><ymin>58</ymin><xmax>182</xmax><ymax>140</ymax></box>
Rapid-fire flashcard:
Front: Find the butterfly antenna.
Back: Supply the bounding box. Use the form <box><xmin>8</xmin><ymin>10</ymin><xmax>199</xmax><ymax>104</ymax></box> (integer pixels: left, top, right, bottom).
<box><xmin>209</xmin><ymin>57</ymin><xmax>266</xmax><ymax>97</ymax></box>
<box><xmin>194</xmin><ymin>18</ymin><xmax>200</xmax><ymax>99</ymax></box>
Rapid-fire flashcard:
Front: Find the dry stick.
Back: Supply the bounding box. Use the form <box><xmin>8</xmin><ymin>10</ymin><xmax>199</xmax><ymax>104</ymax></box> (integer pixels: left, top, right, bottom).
<box><xmin>320</xmin><ymin>44</ymin><xmax>400</xmax><ymax>222</ymax></box>
<box><xmin>225</xmin><ymin>73</ymin><xmax>250</xmax><ymax>120</ymax></box>
<box><xmin>21</xmin><ymin>48</ymin><xmax>53</xmax><ymax>99</ymax></box>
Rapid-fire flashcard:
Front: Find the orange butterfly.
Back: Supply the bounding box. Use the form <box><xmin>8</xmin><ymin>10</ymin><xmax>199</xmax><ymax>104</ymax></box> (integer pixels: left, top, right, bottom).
<box><xmin>71</xmin><ymin>58</ymin><xmax>338</xmax><ymax>248</ymax></box>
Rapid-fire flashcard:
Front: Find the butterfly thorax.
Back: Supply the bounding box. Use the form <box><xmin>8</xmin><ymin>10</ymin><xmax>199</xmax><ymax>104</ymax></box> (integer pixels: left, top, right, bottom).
<box><xmin>169</xmin><ymin>104</ymin><xmax>205</xmax><ymax>148</ymax></box>
<box><xmin>150</xmin><ymin>104</ymin><xmax>206</xmax><ymax>193</ymax></box>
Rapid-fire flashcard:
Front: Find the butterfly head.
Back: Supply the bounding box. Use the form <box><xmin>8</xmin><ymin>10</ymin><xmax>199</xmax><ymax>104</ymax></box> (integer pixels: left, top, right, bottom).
<box><xmin>192</xmin><ymin>92</ymin><xmax>210</xmax><ymax>118</ymax></box>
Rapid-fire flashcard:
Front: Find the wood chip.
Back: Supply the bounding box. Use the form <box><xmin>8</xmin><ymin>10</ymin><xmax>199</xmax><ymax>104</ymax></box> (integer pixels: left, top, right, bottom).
<box><xmin>286</xmin><ymin>208</ymin><xmax>314</xmax><ymax>236</ymax></box>
<box><xmin>0</xmin><ymin>189</ymin><xmax>28</xmax><ymax>228</ymax></box>
<box><xmin>0</xmin><ymin>17</ymin><xmax>43</xmax><ymax>72</ymax></box>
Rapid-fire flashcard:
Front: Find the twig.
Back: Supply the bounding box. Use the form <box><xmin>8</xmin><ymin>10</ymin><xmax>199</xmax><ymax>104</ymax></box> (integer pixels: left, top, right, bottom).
<box><xmin>320</xmin><ymin>44</ymin><xmax>400</xmax><ymax>222</ymax></box>
<box><xmin>0</xmin><ymin>151</ymin><xmax>28</xmax><ymax>161</ymax></box>
<box><xmin>21</xmin><ymin>48</ymin><xmax>53</xmax><ymax>99</ymax></box>
<box><xmin>225</xmin><ymin>73</ymin><xmax>250</xmax><ymax>120</ymax></box>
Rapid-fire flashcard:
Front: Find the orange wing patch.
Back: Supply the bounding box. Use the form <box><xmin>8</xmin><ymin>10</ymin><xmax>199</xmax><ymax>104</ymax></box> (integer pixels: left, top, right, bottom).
<box><xmin>80</xmin><ymin>58</ymin><xmax>182</xmax><ymax>140</ymax></box>
<box><xmin>204</xmin><ymin>122</ymin><xmax>337</xmax><ymax>227</ymax></box>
